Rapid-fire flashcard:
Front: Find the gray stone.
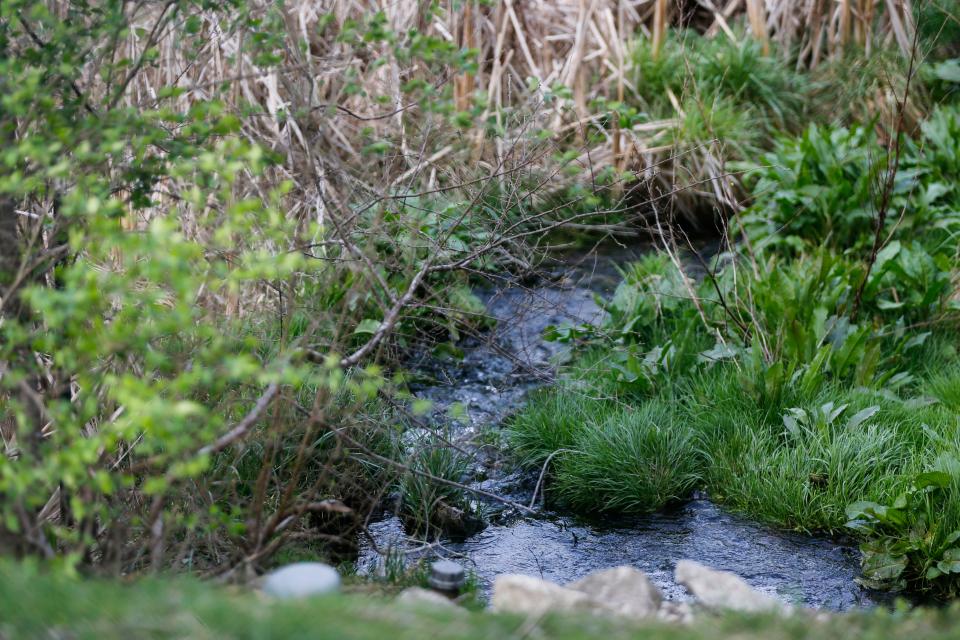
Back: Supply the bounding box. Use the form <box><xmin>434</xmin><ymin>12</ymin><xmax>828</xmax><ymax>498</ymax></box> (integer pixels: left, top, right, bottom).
<box><xmin>567</xmin><ymin>566</ymin><xmax>662</xmax><ymax>619</ymax></box>
<box><xmin>262</xmin><ymin>562</ymin><xmax>340</xmax><ymax>599</ymax></box>
<box><xmin>490</xmin><ymin>574</ymin><xmax>595</xmax><ymax>616</ymax></box>
<box><xmin>428</xmin><ymin>560</ymin><xmax>466</xmax><ymax>592</ymax></box>
<box><xmin>674</xmin><ymin>560</ymin><xmax>782</xmax><ymax>613</ymax></box>
<box><xmin>397</xmin><ymin>587</ymin><xmax>463</xmax><ymax>611</ymax></box>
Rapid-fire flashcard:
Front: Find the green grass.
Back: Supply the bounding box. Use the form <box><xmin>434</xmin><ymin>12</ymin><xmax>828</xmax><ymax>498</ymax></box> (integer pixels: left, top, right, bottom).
<box><xmin>551</xmin><ymin>400</ymin><xmax>701</xmax><ymax>513</ymax></box>
<box><xmin>688</xmin><ymin>373</ymin><xmax>932</xmax><ymax>533</ymax></box>
<box><xmin>924</xmin><ymin>364</ymin><xmax>960</xmax><ymax>411</ymax></box>
<box><xmin>7</xmin><ymin>561</ymin><xmax>960</xmax><ymax>640</ymax></box>
<box><xmin>510</xmin><ymin>362</ymin><xmax>960</xmax><ymax>529</ymax></box>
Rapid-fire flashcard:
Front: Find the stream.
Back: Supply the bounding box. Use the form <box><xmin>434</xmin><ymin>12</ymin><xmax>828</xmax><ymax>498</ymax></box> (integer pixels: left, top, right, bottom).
<box><xmin>358</xmin><ymin>242</ymin><xmax>884</xmax><ymax>611</ymax></box>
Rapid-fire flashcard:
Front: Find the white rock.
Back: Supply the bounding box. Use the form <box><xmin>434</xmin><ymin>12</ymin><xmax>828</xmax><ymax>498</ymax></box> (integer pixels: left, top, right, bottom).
<box><xmin>262</xmin><ymin>562</ymin><xmax>340</xmax><ymax>599</ymax></box>
<box><xmin>657</xmin><ymin>601</ymin><xmax>694</xmax><ymax>625</ymax></box>
<box><xmin>396</xmin><ymin>587</ymin><xmax>462</xmax><ymax>610</ymax></box>
<box><xmin>567</xmin><ymin>566</ymin><xmax>662</xmax><ymax>620</ymax></box>
<box><xmin>674</xmin><ymin>560</ymin><xmax>782</xmax><ymax>613</ymax></box>
<box><xmin>490</xmin><ymin>574</ymin><xmax>595</xmax><ymax>616</ymax></box>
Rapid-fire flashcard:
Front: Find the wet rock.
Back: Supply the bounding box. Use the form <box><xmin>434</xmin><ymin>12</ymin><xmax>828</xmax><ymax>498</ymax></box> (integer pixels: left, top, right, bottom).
<box><xmin>397</xmin><ymin>587</ymin><xmax>463</xmax><ymax>610</ymax></box>
<box><xmin>567</xmin><ymin>566</ymin><xmax>662</xmax><ymax>619</ymax></box>
<box><xmin>262</xmin><ymin>562</ymin><xmax>340</xmax><ymax>599</ymax></box>
<box><xmin>490</xmin><ymin>574</ymin><xmax>595</xmax><ymax>615</ymax></box>
<box><xmin>675</xmin><ymin>560</ymin><xmax>782</xmax><ymax>613</ymax></box>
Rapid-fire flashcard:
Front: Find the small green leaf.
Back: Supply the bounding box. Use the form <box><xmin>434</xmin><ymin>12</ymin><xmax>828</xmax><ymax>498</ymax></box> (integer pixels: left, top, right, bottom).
<box><xmin>353</xmin><ymin>319</ymin><xmax>382</xmax><ymax>335</ymax></box>
<box><xmin>846</xmin><ymin>405</ymin><xmax>879</xmax><ymax>430</ymax></box>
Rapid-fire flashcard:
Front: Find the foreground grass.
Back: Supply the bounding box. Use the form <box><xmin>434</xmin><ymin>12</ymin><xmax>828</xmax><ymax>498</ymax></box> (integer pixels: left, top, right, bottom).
<box><xmin>3</xmin><ymin>562</ymin><xmax>960</xmax><ymax>640</ymax></box>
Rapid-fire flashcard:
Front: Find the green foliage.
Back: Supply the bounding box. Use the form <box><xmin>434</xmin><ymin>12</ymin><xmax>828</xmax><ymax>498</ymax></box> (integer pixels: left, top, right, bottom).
<box><xmin>740</xmin><ymin>105</ymin><xmax>960</xmax><ymax>256</ymax></box>
<box><xmin>606</xmin><ymin>254</ymin><xmax>701</xmax><ymax>346</ymax></box>
<box><xmin>630</xmin><ymin>30</ymin><xmax>808</xmax><ymax>134</ymax></box>
<box><xmin>917</xmin><ymin>1</ymin><xmax>960</xmax><ymax>60</ymax></box>
<box><xmin>398</xmin><ymin>441</ymin><xmax>481</xmax><ymax>538</ymax></box>
<box><xmin>739</xmin><ymin>123</ymin><xmax>886</xmax><ymax>252</ymax></box>
<box><xmin>1</xmin><ymin>0</ymin><xmax>323</xmax><ymax>565</ymax></box>
<box><xmin>0</xmin><ymin>0</ymin><xmax>489</xmax><ymax>572</ymax></box>
<box><xmin>847</xmin><ymin>468</ymin><xmax>960</xmax><ymax>595</ymax></box>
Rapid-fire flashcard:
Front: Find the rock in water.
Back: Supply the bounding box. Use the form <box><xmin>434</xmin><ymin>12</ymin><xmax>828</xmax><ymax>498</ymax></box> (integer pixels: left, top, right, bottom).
<box><xmin>567</xmin><ymin>566</ymin><xmax>662</xmax><ymax>619</ymax></box>
<box><xmin>491</xmin><ymin>574</ymin><xmax>595</xmax><ymax>615</ymax></box>
<box><xmin>262</xmin><ymin>562</ymin><xmax>340</xmax><ymax>599</ymax></box>
<box><xmin>428</xmin><ymin>559</ymin><xmax>466</xmax><ymax>593</ymax></box>
<box><xmin>674</xmin><ymin>560</ymin><xmax>782</xmax><ymax>613</ymax></box>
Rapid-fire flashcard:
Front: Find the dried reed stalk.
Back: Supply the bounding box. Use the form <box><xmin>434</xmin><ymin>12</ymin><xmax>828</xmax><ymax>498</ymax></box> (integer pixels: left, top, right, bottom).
<box><xmin>74</xmin><ymin>0</ymin><xmax>918</xmax><ymax>247</ymax></box>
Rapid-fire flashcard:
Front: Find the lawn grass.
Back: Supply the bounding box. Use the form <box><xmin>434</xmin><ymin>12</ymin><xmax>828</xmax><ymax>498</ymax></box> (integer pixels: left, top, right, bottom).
<box><xmin>4</xmin><ymin>560</ymin><xmax>960</xmax><ymax>640</ymax></box>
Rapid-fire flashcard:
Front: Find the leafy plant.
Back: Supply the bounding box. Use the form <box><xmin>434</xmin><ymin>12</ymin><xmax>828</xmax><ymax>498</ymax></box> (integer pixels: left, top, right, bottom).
<box><xmin>738</xmin><ymin>123</ymin><xmax>889</xmax><ymax>253</ymax></box>
<box><xmin>847</xmin><ymin>467</ymin><xmax>960</xmax><ymax>594</ymax></box>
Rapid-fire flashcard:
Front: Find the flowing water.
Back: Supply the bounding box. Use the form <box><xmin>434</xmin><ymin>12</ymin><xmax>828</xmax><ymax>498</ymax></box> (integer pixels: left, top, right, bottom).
<box><xmin>358</xmin><ymin>243</ymin><xmax>884</xmax><ymax>611</ymax></box>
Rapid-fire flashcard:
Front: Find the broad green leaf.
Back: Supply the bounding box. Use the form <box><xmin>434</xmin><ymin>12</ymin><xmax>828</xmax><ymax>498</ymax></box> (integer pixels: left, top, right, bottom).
<box><xmin>846</xmin><ymin>405</ymin><xmax>879</xmax><ymax>430</ymax></box>
<box><xmin>861</xmin><ymin>549</ymin><xmax>907</xmax><ymax>581</ymax></box>
<box><xmin>915</xmin><ymin>471</ymin><xmax>951</xmax><ymax>490</ymax></box>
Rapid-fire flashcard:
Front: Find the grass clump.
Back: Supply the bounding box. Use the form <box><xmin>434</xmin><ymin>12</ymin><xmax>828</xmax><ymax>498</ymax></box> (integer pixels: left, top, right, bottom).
<box><xmin>397</xmin><ymin>441</ymin><xmax>484</xmax><ymax>539</ymax></box>
<box><xmin>697</xmin><ymin>379</ymin><xmax>922</xmax><ymax>533</ymax></box>
<box><xmin>509</xmin><ymin>384</ymin><xmax>605</xmax><ymax>468</ymax></box>
<box><xmin>550</xmin><ymin>400</ymin><xmax>701</xmax><ymax>513</ymax></box>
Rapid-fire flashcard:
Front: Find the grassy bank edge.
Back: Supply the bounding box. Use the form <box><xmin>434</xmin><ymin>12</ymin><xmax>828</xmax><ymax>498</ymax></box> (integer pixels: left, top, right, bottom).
<box><xmin>2</xmin><ymin>561</ymin><xmax>959</xmax><ymax>640</ymax></box>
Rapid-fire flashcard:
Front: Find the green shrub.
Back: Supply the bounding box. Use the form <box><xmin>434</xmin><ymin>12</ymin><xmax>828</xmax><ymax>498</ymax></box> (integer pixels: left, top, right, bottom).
<box><xmin>0</xmin><ymin>0</ymin><xmax>487</xmax><ymax>572</ymax></box>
